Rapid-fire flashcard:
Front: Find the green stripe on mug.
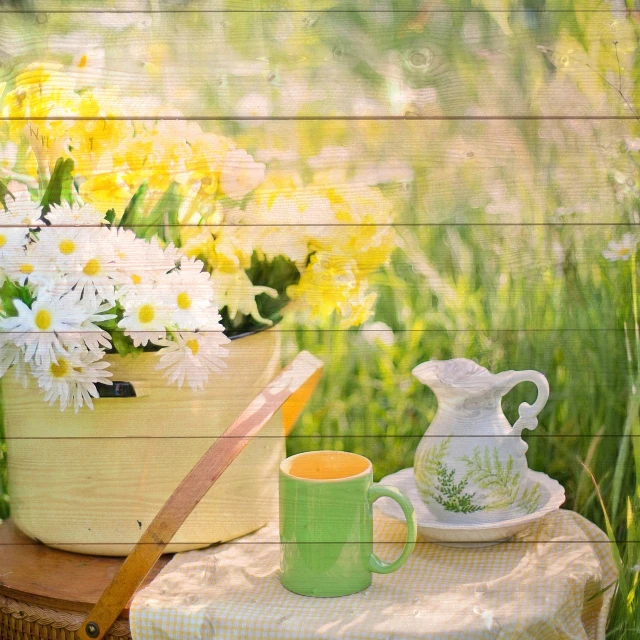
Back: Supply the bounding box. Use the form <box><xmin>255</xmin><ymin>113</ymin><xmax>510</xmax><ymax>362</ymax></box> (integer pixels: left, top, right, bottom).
<box><xmin>279</xmin><ymin>451</ymin><xmax>417</xmax><ymax>597</ymax></box>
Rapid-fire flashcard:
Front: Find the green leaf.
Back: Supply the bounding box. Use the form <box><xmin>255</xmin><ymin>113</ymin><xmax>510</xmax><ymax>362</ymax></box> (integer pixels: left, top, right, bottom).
<box><xmin>157</xmin><ymin>186</ymin><xmax>182</xmax><ymax>248</ymax></box>
<box><xmin>118</xmin><ymin>181</ymin><xmax>148</xmax><ymax>232</ymax></box>
<box><xmin>0</xmin><ymin>180</ymin><xmax>13</xmax><ymax>210</ymax></box>
<box><xmin>40</xmin><ymin>157</ymin><xmax>74</xmax><ymax>215</ymax></box>
<box><xmin>122</xmin><ymin>182</ymin><xmax>182</xmax><ymax>246</ymax></box>
<box><xmin>245</xmin><ymin>252</ymin><xmax>300</xmax><ymax>324</ymax></box>
<box><xmin>111</xmin><ymin>330</ymin><xmax>143</xmax><ymax>358</ymax></box>
<box><xmin>143</xmin><ymin>182</ymin><xmax>179</xmax><ymax>242</ymax></box>
<box><xmin>104</xmin><ymin>208</ymin><xmax>116</xmax><ymax>227</ymax></box>
<box><xmin>0</xmin><ymin>279</ymin><xmax>34</xmax><ymax>316</ymax></box>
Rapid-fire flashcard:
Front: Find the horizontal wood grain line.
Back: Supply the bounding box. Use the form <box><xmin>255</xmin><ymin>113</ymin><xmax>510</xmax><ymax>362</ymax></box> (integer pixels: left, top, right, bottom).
<box><xmin>0</xmin><ymin>330</ymin><xmax>629</xmax><ymax>336</ymax></box>
<box><xmin>3</xmin><ymin>6</ymin><xmax>633</xmax><ymax>119</ymax></box>
<box><xmin>4</xmin><ymin>116</ymin><xmax>640</xmax><ymax>121</ymax></box>
<box><xmin>0</xmin><ymin>8</ymin><xmax>632</xmax><ymax>13</ymax></box>
<box><xmin>0</xmin><ymin>540</ymin><xmax>634</xmax><ymax>545</ymax></box>
<box><xmin>0</xmin><ymin>120</ymin><xmax>629</xmax><ymax>225</ymax></box>
<box><xmin>0</xmin><ymin>330</ymin><xmax>628</xmax><ymax>335</ymax></box>
<box><xmin>2</xmin><ymin>434</ymin><xmax>637</xmax><ymax>439</ymax></box>
<box><xmin>3</xmin><ymin>222</ymin><xmax>639</xmax><ymax>227</ymax></box>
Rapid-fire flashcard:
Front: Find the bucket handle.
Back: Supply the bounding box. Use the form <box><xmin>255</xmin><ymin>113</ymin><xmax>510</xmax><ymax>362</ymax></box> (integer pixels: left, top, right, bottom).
<box><xmin>77</xmin><ymin>351</ymin><xmax>323</xmax><ymax>640</ymax></box>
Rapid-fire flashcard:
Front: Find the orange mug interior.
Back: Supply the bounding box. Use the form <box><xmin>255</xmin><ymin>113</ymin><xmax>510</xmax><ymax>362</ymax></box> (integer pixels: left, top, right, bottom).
<box><xmin>283</xmin><ymin>451</ymin><xmax>371</xmax><ymax>480</ymax></box>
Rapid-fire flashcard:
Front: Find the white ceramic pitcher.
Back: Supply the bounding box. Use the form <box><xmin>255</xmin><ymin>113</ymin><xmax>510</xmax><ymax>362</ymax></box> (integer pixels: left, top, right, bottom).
<box><xmin>412</xmin><ymin>358</ymin><xmax>549</xmax><ymax>524</ymax></box>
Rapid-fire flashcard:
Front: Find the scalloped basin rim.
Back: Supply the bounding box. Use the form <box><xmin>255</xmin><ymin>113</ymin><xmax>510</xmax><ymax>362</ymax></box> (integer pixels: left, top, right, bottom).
<box><xmin>378</xmin><ymin>468</ymin><xmax>565</xmax><ymax>532</ymax></box>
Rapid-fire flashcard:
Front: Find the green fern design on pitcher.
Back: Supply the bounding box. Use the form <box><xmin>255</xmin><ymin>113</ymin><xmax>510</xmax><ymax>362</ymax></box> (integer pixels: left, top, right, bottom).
<box><xmin>461</xmin><ymin>446</ymin><xmax>521</xmax><ymax>511</ymax></box>
<box><xmin>416</xmin><ymin>437</ymin><xmax>484</xmax><ymax>513</ymax></box>
<box><xmin>433</xmin><ymin>462</ymin><xmax>484</xmax><ymax>513</ymax></box>
<box><xmin>414</xmin><ymin>436</ymin><xmax>452</xmax><ymax>493</ymax></box>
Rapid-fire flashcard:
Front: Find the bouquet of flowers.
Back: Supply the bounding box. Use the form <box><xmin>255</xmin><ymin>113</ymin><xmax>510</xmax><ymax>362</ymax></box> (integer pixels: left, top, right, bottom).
<box><xmin>0</xmin><ymin>61</ymin><xmax>398</xmax><ymax>410</ymax></box>
<box><xmin>0</xmin><ymin>184</ymin><xmax>230</xmax><ymax>411</ymax></box>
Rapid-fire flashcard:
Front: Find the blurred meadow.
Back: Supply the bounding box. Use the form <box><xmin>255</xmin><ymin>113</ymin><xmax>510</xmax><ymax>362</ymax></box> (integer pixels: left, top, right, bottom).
<box><xmin>1</xmin><ymin>0</ymin><xmax>640</xmax><ymax>636</ymax></box>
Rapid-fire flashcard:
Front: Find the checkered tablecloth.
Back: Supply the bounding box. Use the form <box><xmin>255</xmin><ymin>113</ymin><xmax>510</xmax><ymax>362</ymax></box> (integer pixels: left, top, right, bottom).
<box><xmin>130</xmin><ymin>509</ymin><xmax>617</xmax><ymax>640</ymax></box>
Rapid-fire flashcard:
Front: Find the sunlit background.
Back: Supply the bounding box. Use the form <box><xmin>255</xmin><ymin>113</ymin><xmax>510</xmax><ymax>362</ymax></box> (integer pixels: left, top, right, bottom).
<box><xmin>1</xmin><ymin>1</ymin><xmax>639</xmax><ymax>635</ymax></box>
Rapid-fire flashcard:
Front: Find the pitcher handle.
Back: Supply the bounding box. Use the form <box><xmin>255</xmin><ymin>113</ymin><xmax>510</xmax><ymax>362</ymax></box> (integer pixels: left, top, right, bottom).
<box><xmin>501</xmin><ymin>370</ymin><xmax>549</xmax><ymax>437</ymax></box>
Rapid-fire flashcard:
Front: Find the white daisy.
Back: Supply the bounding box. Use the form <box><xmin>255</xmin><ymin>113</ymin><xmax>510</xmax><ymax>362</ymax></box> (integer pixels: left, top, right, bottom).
<box><xmin>603</xmin><ymin>234</ymin><xmax>637</xmax><ymax>261</ymax></box>
<box><xmin>0</xmin><ymin>335</ymin><xmax>29</xmax><ymax>387</ymax></box>
<box><xmin>153</xmin><ymin>238</ymin><xmax>182</xmax><ymax>269</ymax></box>
<box><xmin>159</xmin><ymin>261</ymin><xmax>215</xmax><ymax>330</ymax></box>
<box><xmin>0</xmin><ymin>291</ymin><xmax>89</xmax><ymax>365</ymax></box>
<box><xmin>111</xmin><ymin>230</ymin><xmax>178</xmax><ymax>299</ymax></box>
<box><xmin>0</xmin><ymin>211</ymin><xmax>30</xmax><ymax>257</ymax></box>
<box><xmin>178</xmin><ymin>255</ymin><xmax>208</xmax><ymax>276</ymax></box>
<box><xmin>110</xmin><ymin>227</ymin><xmax>139</xmax><ymax>263</ymax></box>
<box><xmin>46</xmin><ymin>201</ymin><xmax>108</xmax><ymax>227</ymax></box>
<box><xmin>34</xmin><ymin>345</ymin><xmax>112</xmax><ymax>412</ymax></box>
<box><xmin>1</xmin><ymin>244</ymin><xmax>52</xmax><ymax>287</ymax></box>
<box><xmin>58</xmin><ymin>288</ymin><xmax>114</xmax><ymax>354</ymax></box>
<box><xmin>110</xmin><ymin>228</ymin><xmax>154</xmax><ymax>292</ymax></box>
<box><xmin>32</xmin><ymin>225</ymin><xmax>90</xmax><ymax>273</ymax></box>
<box><xmin>155</xmin><ymin>329</ymin><xmax>229</xmax><ymax>391</ymax></box>
<box><xmin>4</xmin><ymin>183</ymin><xmax>43</xmax><ymax>228</ymax></box>
<box><xmin>65</xmin><ymin>228</ymin><xmax>119</xmax><ymax>305</ymax></box>
<box><xmin>118</xmin><ymin>293</ymin><xmax>173</xmax><ymax>347</ymax></box>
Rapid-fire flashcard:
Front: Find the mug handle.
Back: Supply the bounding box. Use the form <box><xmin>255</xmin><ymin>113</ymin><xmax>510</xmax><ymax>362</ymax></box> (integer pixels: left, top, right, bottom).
<box><xmin>366</xmin><ymin>484</ymin><xmax>417</xmax><ymax>575</ymax></box>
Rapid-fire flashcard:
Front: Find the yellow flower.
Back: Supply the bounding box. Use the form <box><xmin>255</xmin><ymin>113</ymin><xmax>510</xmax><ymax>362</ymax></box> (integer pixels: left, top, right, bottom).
<box><xmin>79</xmin><ymin>173</ymin><xmax>132</xmax><ymax>216</ymax></box>
<box><xmin>251</xmin><ymin>172</ymin><xmax>304</xmax><ymax>210</ymax></box>
<box><xmin>69</xmin><ymin>91</ymin><xmax>132</xmax><ymax>178</ymax></box>
<box><xmin>209</xmin><ymin>268</ymin><xmax>277</xmax><ymax>325</ymax></box>
<box><xmin>186</xmin><ymin>132</ymin><xmax>234</xmax><ymax>192</ymax></box>
<box><xmin>181</xmin><ymin>228</ymin><xmax>218</xmax><ymax>263</ymax></box>
<box><xmin>287</xmin><ymin>252</ymin><xmax>358</xmax><ymax>323</ymax></box>
<box><xmin>310</xmin><ymin>185</ymin><xmax>396</xmax><ymax>271</ymax></box>
<box><xmin>180</xmin><ymin>224</ymin><xmax>252</xmax><ymax>273</ymax></box>
<box><xmin>336</xmin><ymin>283</ymin><xmax>377</xmax><ymax>329</ymax></box>
<box><xmin>2</xmin><ymin>63</ymin><xmax>80</xmax><ymax>173</ymax></box>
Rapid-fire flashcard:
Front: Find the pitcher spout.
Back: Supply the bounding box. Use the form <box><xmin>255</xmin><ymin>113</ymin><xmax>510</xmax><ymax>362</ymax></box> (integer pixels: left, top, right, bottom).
<box><xmin>412</xmin><ymin>358</ymin><xmax>494</xmax><ymax>395</ymax></box>
<box><xmin>411</xmin><ymin>360</ymin><xmax>444</xmax><ymax>387</ymax></box>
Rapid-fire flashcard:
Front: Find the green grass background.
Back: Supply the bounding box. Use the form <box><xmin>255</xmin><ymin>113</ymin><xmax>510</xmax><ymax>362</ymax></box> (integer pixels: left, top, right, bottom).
<box><xmin>1</xmin><ymin>0</ymin><xmax>640</xmax><ymax>636</ymax></box>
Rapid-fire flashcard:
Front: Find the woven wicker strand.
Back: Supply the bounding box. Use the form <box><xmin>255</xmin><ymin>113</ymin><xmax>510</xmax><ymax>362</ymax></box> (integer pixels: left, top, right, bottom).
<box><xmin>0</xmin><ymin>595</ymin><xmax>131</xmax><ymax>640</ymax></box>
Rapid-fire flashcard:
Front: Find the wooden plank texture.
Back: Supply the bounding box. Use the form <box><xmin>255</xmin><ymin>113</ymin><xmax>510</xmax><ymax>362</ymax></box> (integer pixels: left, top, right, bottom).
<box><xmin>0</xmin><ymin>6</ymin><xmax>637</xmax><ymax>634</ymax></box>
<box><xmin>0</xmin><ymin>4</ymin><xmax>638</xmax><ymax>117</ymax></box>
<box><xmin>0</xmin><ymin>119</ymin><xmax>632</xmax><ymax>223</ymax></box>
<box><xmin>0</xmin><ymin>520</ymin><xmax>170</xmax><ymax>616</ymax></box>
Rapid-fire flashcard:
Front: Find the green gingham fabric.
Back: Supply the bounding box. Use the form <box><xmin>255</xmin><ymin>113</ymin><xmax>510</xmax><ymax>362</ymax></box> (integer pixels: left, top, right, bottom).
<box><xmin>130</xmin><ymin>509</ymin><xmax>617</xmax><ymax>640</ymax></box>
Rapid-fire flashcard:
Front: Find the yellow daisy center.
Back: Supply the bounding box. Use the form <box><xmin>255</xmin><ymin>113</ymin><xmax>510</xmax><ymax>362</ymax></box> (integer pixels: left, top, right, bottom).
<box><xmin>19</xmin><ymin>263</ymin><xmax>34</xmax><ymax>274</ymax></box>
<box><xmin>177</xmin><ymin>292</ymin><xmax>192</xmax><ymax>310</ymax></box>
<box><xmin>131</xmin><ymin>274</ymin><xmax>142</xmax><ymax>285</ymax></box>
<box><xmin>186</xmin><ymin>339</ymin><xmax>199</xmax><ymax>355</ymax></box>
<box><xmin>138</xmin><ymin>304</ymin><xmax>155</xmax><ymax>324</ymax></box>
<box><xmin>77</xmin><ymin>54</ymin><xmax>88</xmax><ymax>68</ymax></box>
<box><xmin>50</xmin><ymin>358</ymin><xmax>69</xmax><ymax>378</ymax></box>
<box><xmin>0</xmin><ymin>234</ymin><xmax>6</xmax><ymax>248</ymax></box>
<box><xmin>83</xmin><ymin>258</ymin><xmax>100</xmax><ymax>276</ymax></box>
<box><xmin>59</xmin><ymin>239</ymin><xmax>76</xmax><ymax>255</ymax></box>
<box><xmin>35</xmin><ymin>309</ymin><xmax>52</xmax><ymax>331</ymax></box>
<box><xmin>619</xmin><ymin>248</ymin><xmax>631</xmax><ymax>257</ymax></box>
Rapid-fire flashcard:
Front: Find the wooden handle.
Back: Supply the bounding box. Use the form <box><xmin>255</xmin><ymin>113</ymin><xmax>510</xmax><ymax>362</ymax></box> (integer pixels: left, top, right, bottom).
<box><xmin>77</xmin><ymin>351</ymin><xmax>323</xmax><ymax>640</ymax></box>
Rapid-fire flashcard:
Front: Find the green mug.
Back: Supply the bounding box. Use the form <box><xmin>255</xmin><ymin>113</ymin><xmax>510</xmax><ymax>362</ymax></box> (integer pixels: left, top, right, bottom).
<box><xmin>279</xmin><ymin>450</ymin><xmax>417</xmax><ymax>597</ymax></box>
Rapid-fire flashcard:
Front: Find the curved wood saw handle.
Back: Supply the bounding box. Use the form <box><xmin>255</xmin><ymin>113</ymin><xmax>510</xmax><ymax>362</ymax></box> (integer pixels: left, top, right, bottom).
<box><xmin>77</xmin><ymin>351</ymin><xmax>323</xmax><ymax>640</ymax></box>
